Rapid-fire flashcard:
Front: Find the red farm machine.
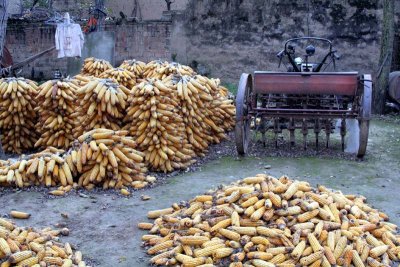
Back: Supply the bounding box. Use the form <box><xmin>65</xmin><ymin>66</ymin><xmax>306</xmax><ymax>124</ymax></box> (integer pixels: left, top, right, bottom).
<box><xmin>235</xmin><ymin>37</ymin><xmax>372</xmax><ymax>158</ymax></box>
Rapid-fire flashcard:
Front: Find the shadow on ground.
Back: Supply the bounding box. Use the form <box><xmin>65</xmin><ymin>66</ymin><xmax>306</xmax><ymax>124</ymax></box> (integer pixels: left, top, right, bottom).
<box><xmin>0</xmin><ymin>119</ymin><xmax>399</xmax><ymax>266</ymax></box>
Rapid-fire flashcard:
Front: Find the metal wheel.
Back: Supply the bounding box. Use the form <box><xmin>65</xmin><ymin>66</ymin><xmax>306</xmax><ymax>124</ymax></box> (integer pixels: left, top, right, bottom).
<box><xmin>235</xmin><ymin>73</ymin><xmax>253</xmax><ymax>155</ymax></box>
<box><xmin>357</xmin><ymin>74</ymin><xmax>372</xmax><ymax>158</ymax></box>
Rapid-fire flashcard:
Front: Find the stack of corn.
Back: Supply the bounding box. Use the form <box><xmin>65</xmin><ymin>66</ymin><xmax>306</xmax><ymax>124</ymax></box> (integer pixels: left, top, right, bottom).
<box><xmin>69</xmin><ymin>128</ymin><xmax>148</xmax><ymax>191</ymax></box>
<box><xmin>99</xmin><ymin>67</ymin><xmax>137</xmax><ymax>89</ymax></box>
<box><xmin>173</xmin><ymin>74</ymin><xmax>235</xmax><ymax>155</ymax></box>
<box><xmin>124</xmin><ymin>72</ymin><xmax>235</xmax><ymax>171</ymax></box>
<box><xmin>35</xmin><ymin>79</ymin><xmax>78</xmax><ymax>149</ymax></box>
<box><xmin>143</xmin><ymin>61</ymin><xmax>195</xmax><ymax>79</ymax></box>
<box><xmin>0</xmin><ymin>217</ymin><xmax>87</xmax><ymax>266</ymax></box>
<box><xmin>119</xmin><ymin>59</ymin><xmax>146</xmax><ymax>78</ymax></box>
<box><xmin>0</xmin><ymin>77</ymin><xmax>38</xmax><ymax>154</ymax></box>
<box><xmin>74</xmin><ymin>78</ymin><xmax>129</xmax><ymax>137</ymax></box>
<box><xmin>124</xmin><ymin>78</ymin><xmax>196</xmax><ymax>172</ymax></box>
<box><xmin>139</xmin><ymin>174</ymin><xmax>400</xmax><ymax>266</ymax></box>
<box><xmin>0</xmin><ymin>130</ymin><xmax>152</xmax><ymax>192</ymax></box>
<box><xmin>80</xmin><ymin>57</ymin><xmax>113</xmax><ymax>77</ymax></box>
<box><xmin>0</xmin><ymin>147</ymin><xmax>68</xmax><ymax>188</ymax></box>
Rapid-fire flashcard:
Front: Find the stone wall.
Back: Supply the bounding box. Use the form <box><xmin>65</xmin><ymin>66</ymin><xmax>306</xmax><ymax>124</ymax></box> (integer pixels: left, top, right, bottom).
<box><xmin>5</xmin><ymin>20</ymin><xmax>172</xmax><ymax>79</ymax></box>
<box><xmin>34</xmin><ymin>0</ymin><xmax>189</xmax><ymax>21</ymax></box>
<box><xmin>170</xmin><ymin>0</ymin><xmax>400</xmax><ymax>83</ymax></box>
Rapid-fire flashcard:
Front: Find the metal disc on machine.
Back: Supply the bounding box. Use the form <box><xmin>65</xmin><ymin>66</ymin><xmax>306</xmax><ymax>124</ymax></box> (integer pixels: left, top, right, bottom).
<box><xmin>235</xmin><ymin>73</ymin><xmax>252</xmax><ymax>155</ymax></box>
<box><xmin>357</xmin><ymin>74</ymin><xmax>372</xmax><ymax>158</ymax></box>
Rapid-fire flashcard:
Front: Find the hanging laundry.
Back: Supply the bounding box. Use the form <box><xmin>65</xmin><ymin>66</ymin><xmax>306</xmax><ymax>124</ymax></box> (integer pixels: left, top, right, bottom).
<box><xmin>55</xmin><ymin>13</ymin><xmax>84</xmax><ymax>58</ymax></box>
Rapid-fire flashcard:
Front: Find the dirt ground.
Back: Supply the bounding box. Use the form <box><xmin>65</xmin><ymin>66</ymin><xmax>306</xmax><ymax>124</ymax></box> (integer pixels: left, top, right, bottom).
<box><xmin>1</xmin><ymin>118</ymin><xmax>399</xmax><ymax>266</ymax></box>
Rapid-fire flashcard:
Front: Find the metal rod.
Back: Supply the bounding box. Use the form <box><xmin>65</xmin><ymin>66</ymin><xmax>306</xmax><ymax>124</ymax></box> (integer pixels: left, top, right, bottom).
<box><xmin>274</xmin><ymin>119</ymin><xmax>279</xmax><ymax>148</ymax></box>
<box><xmin>302</xmin><ymin>119</ymin><xmax>308</xmax><ymax>150</ymax></box>
<box><xmin>314</xmin><ymin>119</ymin><xmax>320</xmax><ymax>150</ymax></box>
<box><xmin>325</xmin><ymin>120</ymin><xmax>331</xmax><ymax>148</ymax></box>
<box><xmin>340</xmin><ymin>119</ymin><xmax>346</xmax><ymax>151</ymax></box>
<box><xmin>289</xmin><ymin>118</ymin><xmax>295</xmax><ymax>148</ymax></box>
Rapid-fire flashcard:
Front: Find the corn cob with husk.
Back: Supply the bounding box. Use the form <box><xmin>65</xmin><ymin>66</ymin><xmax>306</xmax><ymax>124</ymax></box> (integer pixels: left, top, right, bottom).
<box><xmin>80</xmin><ymin>57</ymin><xmax>112</xmax><ymax>77</ymax></box>
<box><xmin>0</xmin><ymin>77</ymin><xmax>39</xmax><ymax>154</ymax></box>
<box><xmin>0</xmin><ymin>217</ymin><xmax>87</xmax><ymax>266</ymax></box>
<box><xmin>139</xmin><ymin>174</ymin><xmax>400</xmax><ymax>266</ymax></box>
<box><xmin>35</xmin><ymin>79</ymin><xmax>78</xmax><ymax>149</ymax></box>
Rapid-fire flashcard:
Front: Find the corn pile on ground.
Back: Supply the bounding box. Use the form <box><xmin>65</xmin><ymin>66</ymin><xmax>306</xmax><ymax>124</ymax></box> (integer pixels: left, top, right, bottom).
<box><xmin>0</xmin><ymin>217</ymin><xmax>88</xmax><ymax>266</ymax></box>
<box><xmin>139</xmin><ymin>174</ymin><xmax>400</xmax><ymax>266</ymax></box>
<box><xmin>74</xmin><ymin>78</ymin><xmax>130</xmax><ymax>138</ymax></box>
<box><xmin>80</xmin><ymin>57</ymin><xmax>113</xmax><ymax>77</ymax></box>
<box><xmin>0</xmin><ymin>129</ymin><xmax>153</xmax><ymax>192</ymax></box>
<box><xmin>35</xmin><ymin>79</ymin><xmax>79</xmax><ymax>149</ymax></box>
<box><xmin>0</xmin><ymin>78</ymin><xmax>38</xmax><ymax>154</ymax></box>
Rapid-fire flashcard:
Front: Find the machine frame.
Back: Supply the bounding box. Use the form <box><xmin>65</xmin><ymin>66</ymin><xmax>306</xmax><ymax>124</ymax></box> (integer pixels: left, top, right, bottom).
<box><xmin>235</xmin><ymin>37</ymin><xmax>372</xmax><ymax>158</ymax></box>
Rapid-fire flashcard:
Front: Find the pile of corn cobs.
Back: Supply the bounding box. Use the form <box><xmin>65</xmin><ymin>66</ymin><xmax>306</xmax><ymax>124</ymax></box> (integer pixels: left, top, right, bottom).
<box><xmin>139</xmin><ymin>174</ymin><xmax>400</xmax><ymax>266</ymax></box>
<box><xmin>0</xmin><ymin>217</ymin><xmax>88</xmax><ymax>266</ymax></box>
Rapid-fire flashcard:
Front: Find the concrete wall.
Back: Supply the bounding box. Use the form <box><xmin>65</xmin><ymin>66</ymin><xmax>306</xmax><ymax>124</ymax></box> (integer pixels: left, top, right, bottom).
<box><xmin>169</xmin><ymin>0</ymin><xmax>399</xmax><ymax>83</ymax></box>
<box><xmin>5</xmin><ymin>21</ymin><xmax>172</xmax><ymax>79</ymax></box>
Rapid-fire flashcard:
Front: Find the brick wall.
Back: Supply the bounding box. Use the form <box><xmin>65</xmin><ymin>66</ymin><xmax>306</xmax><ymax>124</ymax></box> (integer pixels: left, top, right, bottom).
<box><xmin>5</xmin><ymin>21</ymin><xmax>172</xmax><ymax>80</ymax></box>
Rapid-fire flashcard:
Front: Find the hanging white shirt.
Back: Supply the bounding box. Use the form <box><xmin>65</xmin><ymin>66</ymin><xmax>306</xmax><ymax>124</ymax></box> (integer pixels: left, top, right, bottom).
<box><xmin>55</xmin><ymin>23</ymin><xmax>84</xmax><ymax>58</ymax></box>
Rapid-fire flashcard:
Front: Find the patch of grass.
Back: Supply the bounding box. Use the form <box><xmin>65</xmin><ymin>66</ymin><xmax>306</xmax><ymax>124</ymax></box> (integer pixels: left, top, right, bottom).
<box><xmin>222</xmin><ymin>82</ymin><xmax>237</xmax><ymax>96</ymax></box>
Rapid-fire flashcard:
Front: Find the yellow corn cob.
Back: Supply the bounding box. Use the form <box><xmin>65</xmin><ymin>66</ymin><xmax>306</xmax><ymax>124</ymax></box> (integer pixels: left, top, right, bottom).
<box><xmin>9</xmin><ymin>250</ymin><xmax>33</xmax><ymax>263</ymax></box>
<box><xmin>0</xmin><ymin>237</ymin><xmax>11</xmax><ymax>256</ymax></box>
<box><xmin>351</xmin><ymin>250</ymin><xmax>365</xmax><ymax>267</ymax></box>
<box><xmin>333</xmin><ymin>236</ymin><xmax>347</xmax><ymax>259</ymax></box>
<box><xmin>369</xmin><ymin>245</ymin><xmax>388</xmax><ymax>258</ymax></box>
<box><xmin>230</xmin><ymin>226</ymin><xmax>257</xmax><ymax>236</ymax></box>
<box><xmin>10</xmin><ymin>211</ymin><xmax>31</xmax><ymax>219</ymax></box>
<box><xmin>147</xmin><ymin>240</ymin><xmax>174</xmax><ymax>255</ymax></box>
<box><xmin>194</xmin><ymin>244</ymin><xmax>225</xmax><ymax>257</ymax></box>
<box><xmin>291</xmin><ymin>240</ymin><xmax>306</xmax><ymax>259</ymax></box>
<box><xmin>246</xmin><ymin>251</ymin><xmax>273</xmax><ymax>260</ymax></box>
<box><xmin>180</xmin><ymin>236</ymin><xmax>209</xmax><ymax>245</ymax></box>
<box><xmin>213</xmin><ymin>247</ymin><xmax>233</xmax><ymax>259</ymax></box>
<box><xmin>252</xmin><ymin>259</ymin><xmax>276</xmax><ymax>267</ymax></box>
<box><xmin>219</xmin><ymin>228</ymin><xmax>240</xmax><ymax>241</ymax></box>
<box><xmin>299</xmin><ymin>251</ymin><xmax>324</xmax><ymax>265</ymax></box>
<box><xmin>308</xmin><ymin>233</ymin><xmax>324</xmax><ymax>252</ymax></box>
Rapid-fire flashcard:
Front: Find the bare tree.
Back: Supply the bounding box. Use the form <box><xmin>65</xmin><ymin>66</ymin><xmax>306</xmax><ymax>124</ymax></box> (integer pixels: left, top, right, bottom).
<box><xmin>374</xmin><ymin>0</ymin><xmax>394</xmax><ymax>114</ymax></box>
<box><xmin>164</xmin><ymin>0</ymin><xmax>175</xmax><ymax>11</ymax></box>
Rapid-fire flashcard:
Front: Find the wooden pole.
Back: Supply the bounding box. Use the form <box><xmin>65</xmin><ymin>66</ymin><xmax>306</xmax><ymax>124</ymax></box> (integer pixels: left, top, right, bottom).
<box><xmin>373</xmin><ymin>0</ymin><xmax>394</xmax><ymax>114</ymax></box>
<box><xmin>0</xmin><ymin>0</ymin><xmax>8</xmax><ymax>60</ymax></box>
<box><xmin>0</xmin><ymin>0</ymin><xmax>7</xmax><ymax>157</ymax></box>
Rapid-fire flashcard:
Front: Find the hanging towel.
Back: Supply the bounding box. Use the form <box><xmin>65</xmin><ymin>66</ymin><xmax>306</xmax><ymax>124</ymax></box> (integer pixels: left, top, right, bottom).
<box><xmin>55</xmin><ymin>23</ymin><xmax>84</xmax><ymax>58</ymax></box>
